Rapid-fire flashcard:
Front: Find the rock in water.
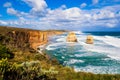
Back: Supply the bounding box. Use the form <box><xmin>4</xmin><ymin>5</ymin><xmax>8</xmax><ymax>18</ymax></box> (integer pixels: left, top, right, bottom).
<box><xmin>86</xmin><ymin>35</ymin><xmax>93</xmax><ymax>44</ymax></box>
<box><xmin>66</xmin><ymin>32</ymin><xmax>77</xmax><ymax>42</ymax></box>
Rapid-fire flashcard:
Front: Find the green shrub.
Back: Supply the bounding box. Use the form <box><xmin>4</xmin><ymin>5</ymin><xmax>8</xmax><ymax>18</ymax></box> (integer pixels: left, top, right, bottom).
<box><xmin>0</xmin><ymin>44</ymin><xmax>14</xmax><ymax>59</ymax></box>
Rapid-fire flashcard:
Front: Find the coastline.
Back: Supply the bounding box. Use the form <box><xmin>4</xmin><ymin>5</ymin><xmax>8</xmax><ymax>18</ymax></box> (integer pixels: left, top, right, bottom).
<box><xmin>0</xmin><ymin>26</ymin><xmax>120</xmax><ymax>80</ymax></box>
<box><xmin>43</xmin><ymin>31</ymin><xmax>120</xmax><ymax>74</ymax></box>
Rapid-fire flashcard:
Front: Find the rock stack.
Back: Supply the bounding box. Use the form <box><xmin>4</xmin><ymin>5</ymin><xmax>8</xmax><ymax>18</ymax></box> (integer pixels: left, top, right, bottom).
<box><xmin>66</xmin><ymin>32</ymin><xmax>77</xmax><ymax>42</ymax></box>
<box><xmin>86</xmin><ymin>35</ymin><xmax>93</xmax><ymax>44</ymax></box>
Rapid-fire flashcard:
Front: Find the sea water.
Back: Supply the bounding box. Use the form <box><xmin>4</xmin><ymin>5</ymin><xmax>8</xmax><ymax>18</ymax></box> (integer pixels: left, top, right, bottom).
<box><xmin>45</xmin><ymin>31</ymin><xmax>120</xmax><ymax>74</ymax></box>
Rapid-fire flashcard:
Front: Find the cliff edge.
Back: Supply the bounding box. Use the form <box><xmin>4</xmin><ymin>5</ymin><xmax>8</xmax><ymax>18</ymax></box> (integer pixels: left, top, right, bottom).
<box><xmin>0</xmin><ymin>26</ymin><xmax>65</xmax><ymax>50</ymax></box>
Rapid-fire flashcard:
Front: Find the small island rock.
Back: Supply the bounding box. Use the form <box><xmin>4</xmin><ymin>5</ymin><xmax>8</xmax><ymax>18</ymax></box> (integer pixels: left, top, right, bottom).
<box><xmin>66</xmin><ymin>32</ymin><xmax>77</xmax><ymax>42</ymax></box>
<box><xmin>86</xmin><ymin>35</ymin><xmax>94</xmax><ymax>44</ymax></box>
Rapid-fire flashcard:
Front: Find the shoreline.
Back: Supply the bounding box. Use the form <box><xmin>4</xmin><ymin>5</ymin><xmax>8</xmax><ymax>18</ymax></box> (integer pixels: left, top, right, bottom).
<box><xmin>40</xmin><ymin>32</ymin><xmax>120</xmax><ymax>75</ymax></box>
<box><xmin>1</xmin><ymin>26</ymin><xmax>120</xmax><ymax>79</ymax></box>
<box><xmin>39</xmin><ymin>44</ymin><xmax>120</xmax><ymax>75</ymax></box>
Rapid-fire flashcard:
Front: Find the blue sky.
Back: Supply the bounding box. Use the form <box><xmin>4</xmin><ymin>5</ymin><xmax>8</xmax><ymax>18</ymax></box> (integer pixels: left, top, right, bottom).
<box><xmin>0</xmin><ymin>0</ymin><xmax>120</xmax><ymax>31</ymax></box>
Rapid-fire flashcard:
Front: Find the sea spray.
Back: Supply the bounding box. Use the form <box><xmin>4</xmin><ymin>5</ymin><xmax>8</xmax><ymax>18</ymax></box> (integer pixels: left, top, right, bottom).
<box><xmin>45</xmin><ymin>31</ymin><xmax>120</xmax><ymax>74</ymax></box>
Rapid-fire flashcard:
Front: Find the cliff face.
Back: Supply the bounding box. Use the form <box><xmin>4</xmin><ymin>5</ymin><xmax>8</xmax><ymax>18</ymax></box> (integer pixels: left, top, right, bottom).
<box><xmin>29</xmin><ymin>31</ymin><xmax>48</xmax><ymax>49</ymax></box>
<box><xmin>6</xmin><ymin>30</ymin><xmax>64</xmax><ymax>50</ymax></box>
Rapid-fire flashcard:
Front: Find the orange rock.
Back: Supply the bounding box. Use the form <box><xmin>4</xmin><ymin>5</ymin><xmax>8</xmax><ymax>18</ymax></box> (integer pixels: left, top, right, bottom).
<box><xmin>66</xmin><ymin>32</ymin><xmax>77</xmax><ymax>42</ymax></box>
<box><xmin>29</xmin><ymin>31</ymin><xmax>48</xmax><ymax>50</ymax></box>
<box><xmin>86</xmin><ymin>35</ymin><xmax>93</xmax><ymax>44</ymax></box>
<box><xmin>8</xmin><ymin>30</ymin><xmax>65</xmax><ymax>50</ymax></box>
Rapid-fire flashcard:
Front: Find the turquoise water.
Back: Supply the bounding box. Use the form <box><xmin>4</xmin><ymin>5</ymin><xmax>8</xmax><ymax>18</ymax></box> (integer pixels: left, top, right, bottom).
<box><xmin>45</xmin><ymin>31</ymin><xmax>120</xmax><ymax>74</ymax></box>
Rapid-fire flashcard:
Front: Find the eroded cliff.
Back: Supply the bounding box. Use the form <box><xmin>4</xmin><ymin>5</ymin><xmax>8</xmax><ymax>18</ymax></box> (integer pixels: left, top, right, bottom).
<box><xmin>7</xmin><ymin>30</ymin><xmax>64</xmax><ymax>50</ymax></box>
<box><xmin>29</xmin><ymin>31</ymin><xmax>48</xmax><ymax>49</ymax></box>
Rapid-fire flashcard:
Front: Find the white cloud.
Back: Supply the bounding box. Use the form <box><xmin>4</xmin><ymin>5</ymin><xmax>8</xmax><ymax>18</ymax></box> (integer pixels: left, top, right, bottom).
<box><xmin>36</xmin><ymin>5</ymin><xmax>120</xmax><ymax>29</ymax></box>
<box><xmin>22</xmin><ymin>0</ymin><xmax>48</xmax><ymax>16</ymax></box>
<box><xmin>0</xmin><ymin>20</ymin><xmax>8</xmax><ymax>25</ymax></box>
<box><xmin>64</xmin><ymin>7</ymin><xmax>81</xmax><ymax>18</ymax></box>
<box><xmin>60</xmin><ymin>5</ymin><xmax>67</xmax><ymax>9</ymax></box>
<box><xmin>2</xmin><ymin>0</ymin><xmax>120</xmax><ymax>30</ymax></box>
<box><xmin>80</xmin><ymin>3</ymin><xmax>87</xmax><ymax>8</ymax></box>
<box><xmin>92</xmin><ymin>0</ymin><xmax>99</xmax><ymax>5</ymax></box>
<box><xmin>7</xmin><ymin>8</ymin><xmax>17</xmax><ymax>16</ymax></box>
<box><xmin>6</xmin><ymin>7</ymin><xmax>34</xmax><ymax>18</ymax></box>
<box><xmin>92</xmin><ymin>10</ymin><xmax>115</xmax><ymax>20</ymax></box>
<box><xmin>23</xmin><ymin>0</ymin><xmax>47</xmax><ymax>11</ymax></box>
<box><xmin>3</xmin><ymin>2</ymin><xmax>12</xmax><ymax>7</ymax></box>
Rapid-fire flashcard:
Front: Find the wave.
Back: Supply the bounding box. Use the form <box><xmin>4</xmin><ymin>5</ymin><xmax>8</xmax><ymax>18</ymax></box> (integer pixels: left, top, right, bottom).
<box><xmin>73</xmin><ymin>31</ymin><xmax>84</xmax><ymax>35</ymax></box>
<box><xmin>46</xmin><ymin>42</ymin><xmax>65</xmax><ymax>50</ymax></box>
<box><xmin>83</xmin><ymin>44</ymin><xmax>120</xmax><ymax>60</ymax></box>
<box><xmin>45</xmin><ymin>32</ymin><xmax>120</xmax><ymax>74</ymax></box>
<box><xmin>75</xmin><ymin>35</ymin><xmax>120</xmax><ymax>60</ymax></box>
<box><xmin>107</xmin><ymin>55</ymin><xmax>120</xmax><ymax>60</ymax></box>
<box><xmin>37</xmin><ymin>45</ymin><xmax>46</xmax><ymax>53</ymax></box>
<box><xmin>77</xmin><ymin>36</ymin><xmax>86</xmax><ymax>42</ymax></box>
<box><xmin>61</xmin><ymin>56</ymin><xmax>65</xmax><ymax>59</ymax></box>
<box><xmin>104</xmin><ymin>36</ymin><xmax>120</xmax><ymax>48</ymax></box>
<box><xmin>94</xmin><ymin>36</ymin><xmax>120</xmax><ymax>48</ymax></box>
<box><xmin>56</xmin><ymin>37</ymin><xmax>66</xmax><ymax>42</ymax></box>
<box><xmin>64</xmin><ymin>59</ymin><xmax>84</xmax><ymax>65</ymax></box>
<box><xmin>74</xmin><ymin>65</ymin><xmax>119</xmax><ymax>74</ymax></box>
<box><xmin>74</xmin><ymin>52</ymin><xmax>96</xmax><ymax>57</ymax></box>
<box><xmin>46</xmin><ymin>46</ymin><xmax>56</xmax><ymax>50</ymax></box>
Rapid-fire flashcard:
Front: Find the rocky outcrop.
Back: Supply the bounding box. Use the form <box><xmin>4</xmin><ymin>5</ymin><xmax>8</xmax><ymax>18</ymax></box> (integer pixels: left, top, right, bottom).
<box><xmin>66</xmin><ymin>32</ymin><xmax>77</xmax><ymax>42</ymax></box>
<box><xmin>29</xmin><ymin>31</ymin><xmax>65</xmax><ymax>49</ymax></box>
<box><xmin>86</xmin><ymin>35</ymin><xmax>94</xmax><ymax>44</ymax></box>
<box><xmin>7</xmin><ymin>30</ymin><xmax>64</xmax><ymax>50</ymax></box>
<box><xmin>29</xmin><ymin>31</ymin><xmax>48</xmax><ymax>49</ymax></box>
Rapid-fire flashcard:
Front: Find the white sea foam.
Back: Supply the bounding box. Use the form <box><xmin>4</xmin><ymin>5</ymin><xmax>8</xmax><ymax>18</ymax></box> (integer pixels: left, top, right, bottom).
<box><xmin>82</xmin><ymin>44</ymin><xmax>120</xmax><ymax>60</ymax></box>
<box><xmin>77</xmin><ymin>35</ymin><xmax>86</xmax><ymax>41</ymax></box>
<box><xmin>46</xmin><ymin>42</ymin><xmax>64</xmax><ymax>50</ymax></box>
<box><xmin>37</xmin><ymin>45</ymin><xmax>46</xmax><ymax>53</ymax></box>
<box><xmin>75</xmin><ymin>35</ymin><xmax>120</xmax><ymax>60</ymax></box>
<box><xmin>74</xmin><ymin>65</ymin><xmax>119</xmax><ymax>74</ymax></box>
<box><xmin>56</xmin><ymin>37</ymin><xmax>66</xmax><ymax>42</ymax></box>
<box><xmin>65</xmin><ymin>59</ymin><xmax>84</xmax><ymax>65</ymax></box>
<box><xmin>107</xmin><ymin>55</ymin><xmax>120</xmax><ymax>60</ymax></box>
<box><xmin>104</xmin><ymin>36</ymin><xmax>120</xmax><ymax>48</ymax></box>
<box><xmin>46</xmin><ymin>46</ymin><xmax>56</xmax><ymax>50</ymax></box>
<box><xmin>94</xmin><ymin>36</ymin><xmax>120</xmax><ymax>48</ymax></box>
<box><xmin>74</xmin><ymin>53</ymin><xmax>95</xmax><ymax>57</ymax></box>
<box><xmin>73</xmin><ymin>31</ymin><xmax>83</xmax><ymax>35</ymax></box>
<box><xmin>54</xmin><ymin>34</ymin><xmax>120</xmax><ymax>60</ymax></box>
<box><xmin>62</xmin><ymin>56</ymin><xmax>65</xmax><ymax>59</ymax></box>
<box><xmin>45</xmin><ymin>32</ymin><xmax>120</xmax><ymax>74</ymax></box>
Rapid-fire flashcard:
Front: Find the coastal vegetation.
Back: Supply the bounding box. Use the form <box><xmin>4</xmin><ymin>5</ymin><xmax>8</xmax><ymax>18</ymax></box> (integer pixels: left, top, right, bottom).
<box><xmin>0</xmin><ymin>26</ymin><xmax>120</xmax><ymax>80</ymax></box>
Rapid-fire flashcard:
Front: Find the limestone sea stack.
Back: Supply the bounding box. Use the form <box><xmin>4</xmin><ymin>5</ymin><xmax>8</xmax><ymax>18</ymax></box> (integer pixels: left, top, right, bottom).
<box><xmin>66</xmin><ymin>32</ymin><xmax>77</xmax><ymax>42</ymax></box>
<box><xmin>86</xmin><ymin>35</ymin><xmax>94</xmax><ymax>44</ymax></box>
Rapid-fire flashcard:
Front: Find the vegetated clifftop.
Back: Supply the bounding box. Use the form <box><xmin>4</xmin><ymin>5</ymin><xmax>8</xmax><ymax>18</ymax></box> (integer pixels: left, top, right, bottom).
<box><xmin>0</xmin><ymin>26</ymin><xmax>65</xmax><ymax>51</ymax></box>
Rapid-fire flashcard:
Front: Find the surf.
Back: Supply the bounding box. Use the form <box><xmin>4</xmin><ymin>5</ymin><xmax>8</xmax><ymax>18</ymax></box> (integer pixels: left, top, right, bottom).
<box><xmin>45</xmin><ymin>31</ymin><xmax>120</xmax><ymax>74</ymax></box>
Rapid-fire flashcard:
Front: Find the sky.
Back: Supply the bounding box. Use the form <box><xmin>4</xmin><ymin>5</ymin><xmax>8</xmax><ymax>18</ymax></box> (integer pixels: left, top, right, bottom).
<box><xmin>0</xmin><ymin>0</ymin><xmax>120</xmax><ymax>31</ymax></box>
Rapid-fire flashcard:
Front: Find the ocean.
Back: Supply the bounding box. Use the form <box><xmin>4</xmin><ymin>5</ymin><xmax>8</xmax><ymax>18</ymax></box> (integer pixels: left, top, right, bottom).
<box><xmin>44</xmin><ymin>31</ymin><xmax>120</xmax><ymax>74</ymax></box>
